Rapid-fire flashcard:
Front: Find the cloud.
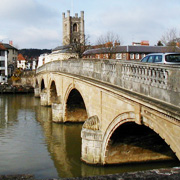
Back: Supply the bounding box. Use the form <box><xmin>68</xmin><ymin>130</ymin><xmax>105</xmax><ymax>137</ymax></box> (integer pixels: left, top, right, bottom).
<box><xmin>1</xmin><ymin>0</ymin><xmax>180</xmax><ymax>48</ymax></box>
<box><xmin>0</xmin><ymin>0</ymin><xmax>59</xmax><ymax>27</ymax></box>
<box><xmin>0</xmin><ymin>0</ymin><xmax>62</xmax><ymax>48</ymax></box>
<box><xmin>12</xmin><ymin>27</ymin><xmax>61</xmax><ymax>49</ymax></box>
<box><xmin>86</xmin><ymin>0</ymin><xmax>180</xmax><ymax>45</ymax></box>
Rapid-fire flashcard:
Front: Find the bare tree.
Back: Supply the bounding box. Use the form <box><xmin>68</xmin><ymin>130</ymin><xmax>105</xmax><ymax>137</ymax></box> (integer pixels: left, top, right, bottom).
<box><xmin>72</xmin><ymin>34</ymin><xmax>91</xmax><ymax>58</ymax></box>
<box><xmin>161</xmin><ymin>28</ymin><xmax>180</xmax><ymax>52</ymax></box>
<box><xmin>96</xmin><ymin>31</ymin><xmax>122</xmax><ymax>59</ymax></box>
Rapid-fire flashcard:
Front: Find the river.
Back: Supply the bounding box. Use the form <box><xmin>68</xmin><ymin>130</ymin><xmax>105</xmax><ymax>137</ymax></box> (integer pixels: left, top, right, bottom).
<box><xmin>0</xmin><ymin>94</ymin><xmax>179</xmax><ymax>179</ymax></box>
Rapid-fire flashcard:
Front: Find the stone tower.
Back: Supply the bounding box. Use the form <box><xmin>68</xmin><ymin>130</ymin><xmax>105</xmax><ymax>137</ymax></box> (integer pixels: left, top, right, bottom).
<box><xmin>62</xmin><ymin>10</ymin><xmax>85</xmax><ymax>46</ymax></box>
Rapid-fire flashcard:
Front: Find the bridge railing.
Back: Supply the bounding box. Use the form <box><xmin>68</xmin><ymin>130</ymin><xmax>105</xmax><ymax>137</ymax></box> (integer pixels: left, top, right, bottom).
<box><xmin>36</xmin><ymin>59</ymin><xmax>180</xmax><ymax>108</ymax></box>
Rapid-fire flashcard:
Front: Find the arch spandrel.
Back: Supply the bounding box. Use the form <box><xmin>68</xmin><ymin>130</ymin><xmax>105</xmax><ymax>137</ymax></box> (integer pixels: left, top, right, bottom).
<box><xmin>141</xmin><ymin>108</ymin><xmax>180</xmax><ymax>161</ymax></box>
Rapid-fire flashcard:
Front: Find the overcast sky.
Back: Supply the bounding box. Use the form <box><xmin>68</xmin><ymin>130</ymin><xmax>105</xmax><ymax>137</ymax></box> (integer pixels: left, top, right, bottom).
<box><xmin>0</xmin><ymin>0</ymin><xmax>180</xmax><ymax>49</ymax></box>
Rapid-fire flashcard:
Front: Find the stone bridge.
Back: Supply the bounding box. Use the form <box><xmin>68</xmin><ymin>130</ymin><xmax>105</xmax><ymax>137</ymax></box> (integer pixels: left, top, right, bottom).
<box><xmin>35</xmin><ymin>59</ymin><xmax>180</xmax><ymax>165</ymax></box>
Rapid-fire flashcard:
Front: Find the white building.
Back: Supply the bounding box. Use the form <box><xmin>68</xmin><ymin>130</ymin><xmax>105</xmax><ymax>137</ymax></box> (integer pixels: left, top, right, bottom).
<box><xmin>37</xmin><ymin>45</ymin><xmax>79</xmax><ymax>68</ymax></box>
<box><xmin>17</xmin><ymin>54</ymin><xmax>26</xmax><ymax>69</ymax></box>
<box><xmin>0</xmin><ymin>43</ymin><xmax>8</xmax><ymax>83</ymax></box>
<box><xmin>37</xmin><ymin>53</ymin><xmax>50</xmax><ymax>68</ymax></box>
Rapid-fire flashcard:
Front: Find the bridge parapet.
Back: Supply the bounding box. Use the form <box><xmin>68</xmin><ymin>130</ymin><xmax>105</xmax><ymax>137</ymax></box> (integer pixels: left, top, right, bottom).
<box><xmin>36</xmin><ymin>59</ymin><xmax>180</xmax><ymax>108</ymax></box>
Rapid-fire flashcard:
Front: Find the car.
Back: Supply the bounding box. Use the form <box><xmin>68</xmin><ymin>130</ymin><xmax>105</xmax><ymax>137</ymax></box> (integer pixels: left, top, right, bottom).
<box><xmin>140</xmin><ymin>53</ymin><xmax>180</xmax><ymax>64</ymax></box>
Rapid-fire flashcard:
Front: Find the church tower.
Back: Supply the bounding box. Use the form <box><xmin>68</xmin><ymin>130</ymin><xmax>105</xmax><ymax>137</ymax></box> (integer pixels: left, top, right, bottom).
<box><xmin>62</xmin><ymin>10</ymin><xmax>85</xmax><ymax>46</ymax></box>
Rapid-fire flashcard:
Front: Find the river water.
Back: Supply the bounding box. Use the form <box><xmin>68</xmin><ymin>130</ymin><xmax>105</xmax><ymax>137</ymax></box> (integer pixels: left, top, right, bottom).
<box><xmin>0</xmin><ymin>94</ymin><xmax>179</xmax><ymax>179</ymax></box>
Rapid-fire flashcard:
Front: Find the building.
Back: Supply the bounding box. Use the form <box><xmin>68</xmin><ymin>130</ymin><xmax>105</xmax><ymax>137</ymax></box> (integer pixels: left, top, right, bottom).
<box><xmin>83</xmin><ymin>44</ymin><xmax>179</xmax><ymax>60</ymax></box>
<box><xmin>0</xmin><ymin>43</ymin><xmax>8</xmax><ymax>83</ymax></box>
<box><xmin>3</xmin><ymin>42</ymin><xmax>18</xmax><ymax>77</ymax></box>
<box><xmin>17</xmin><ymin>54</ymin><xmax>26</xmax><ymax>69</ymax></box>
<box><xmin>62</xmin><ymin>10</ymin><xmax>85</xmax><ymax>46</ymax></box>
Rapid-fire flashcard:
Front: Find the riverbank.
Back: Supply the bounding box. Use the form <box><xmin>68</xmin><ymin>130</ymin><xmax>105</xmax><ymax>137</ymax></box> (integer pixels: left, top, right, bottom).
<box><xmin>0</xmin><ymin>84</ymin><xmax>34</xmax><ymax>93</ymax></box>
<box><xmin>1</xmin><ymin>167</ymin><xmax>180</xmax><ymax>180</ymax></box>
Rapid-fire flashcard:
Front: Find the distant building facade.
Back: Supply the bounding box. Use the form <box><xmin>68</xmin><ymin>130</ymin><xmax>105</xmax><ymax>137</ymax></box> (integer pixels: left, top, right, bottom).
<box><xmin>0</xmin><ymin>43</ymin><xmax>8</xmax><ymax>83</ymax></box>
<box><xmin>62</xmin><ymin>10</ymin><xmax>85</xmax><ymax>46</ymax></box>
<box><xmin>3</xmin><ymin>43</ymin><xmax>18</xmax><ymax>77</ymax></box>
<box><xmin>17</xmin><ymin>54</ymin><xmax>26</xmax><ymax>69</ymax></box>
<box><xmin>83</xmin><ymin>45</ymin><xmax>179</xmax><ymax>60</ymax></box>
<box><xmin>17</xmin><ymin>53</ymin><xmax>37</xmax><ymax>71</ymax></box>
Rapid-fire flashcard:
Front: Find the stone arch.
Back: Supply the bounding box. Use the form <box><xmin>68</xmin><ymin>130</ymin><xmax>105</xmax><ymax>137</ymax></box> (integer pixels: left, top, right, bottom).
<box><xmin>101</xmin><ymin>112</ymin><xmax>136</xmax><ymax>164</ymax></box>
<box><xmin>63</xmin><ymin>84</ymin><xmax>88</xmax><ymax>122</ymax></box>
<box><xmin>49</xmin><ymin>80</ymin><xmax>60</xmax><ymax>104</ymax></box>
<box><xmin>40</xmin><ymin>78</ymin><xmax>45</xmax><ymax>91</ymax></box>
<box><xmin>101</xmin><ymin>112</ymin><xmax>177</xmax><ymax>164</ymax></box>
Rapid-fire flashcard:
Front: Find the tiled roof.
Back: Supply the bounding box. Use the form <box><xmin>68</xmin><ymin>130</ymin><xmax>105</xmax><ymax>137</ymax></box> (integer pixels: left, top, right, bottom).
<box><xmin>0</xmin><ymin>43</ymin><xmax>6</xmax><ymax>50</ymax></box>
<box><xmin>18</xmin><ymin>53</ymin><xmax>26</xmax><ymax>61</ymax></box>
<box><xmin>3</xmin><ymin>43</ymin><xmax>18</xmax><ymax>50</ymax></box>
<box><xmin>52</xmin><ymin>44</ymin><xmax>76</xmax><ymax>53</ymax></box>
<box><xmin>83</xmin><ymin>45</ymin><xmax>179</xmax><ymax>55</ymax></box>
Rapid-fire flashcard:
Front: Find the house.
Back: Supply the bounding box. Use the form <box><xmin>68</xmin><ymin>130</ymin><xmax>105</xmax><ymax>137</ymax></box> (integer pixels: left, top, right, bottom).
<box><xmin>0</xmin><ymin>43</ymin><xmax>8</xmax><ymax>83</ymax></box>
<box><xmin>27</xmin><ymin>57</ymin><xmax>38</xmax><ymax>70</ymax></box>
<box><xmin>17</xmin><ymin>54</ymin><xmax>26</xmax><ymax>69</ymax></box>
<box><xmin>3</xmin><ymin>42</ymin><xmax>18</xmax><ymax>77</ymax></box>
<box><xmin>83</xmin><ymin>44</ymin><xmax>179</xmax><ymax>60</ymax></box>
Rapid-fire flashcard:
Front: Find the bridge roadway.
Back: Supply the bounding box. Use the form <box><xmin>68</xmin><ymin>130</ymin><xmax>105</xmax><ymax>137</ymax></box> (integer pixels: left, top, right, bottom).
<box><xmin>35</xmin><ymin>59</ymin><xmax>180</xmax><ymax>165</ymax></box>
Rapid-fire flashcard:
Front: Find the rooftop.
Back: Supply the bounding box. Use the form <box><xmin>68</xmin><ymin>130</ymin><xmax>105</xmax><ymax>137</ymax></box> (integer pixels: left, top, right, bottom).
<box><xmin>0</xmin><ymin>43</ymin><xmax>6</xmax><ymax>50</ymax></box>
<box><xmin>83</xmin><ymin>45</ymin><xmax>180</xmax><ymax>55</ymax></box>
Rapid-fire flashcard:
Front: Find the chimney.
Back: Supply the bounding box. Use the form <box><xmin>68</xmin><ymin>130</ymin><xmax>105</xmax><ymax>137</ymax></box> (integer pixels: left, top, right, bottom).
<box><xmin>9</xmin><ymin>40</ymin><xmax>13</xmax><ymax>46</ymax></box>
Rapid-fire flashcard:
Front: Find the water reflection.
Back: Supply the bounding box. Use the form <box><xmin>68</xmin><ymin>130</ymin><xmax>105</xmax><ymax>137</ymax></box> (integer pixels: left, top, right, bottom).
<box><xmin>0</xmin><ymin>94</ymin><xmax>179</xmax><ymax>179</ymax></box>
<box><xmin>0</xmin><ymin>94</ymin><xmax>58</xmax><ymax>179</ymax></box>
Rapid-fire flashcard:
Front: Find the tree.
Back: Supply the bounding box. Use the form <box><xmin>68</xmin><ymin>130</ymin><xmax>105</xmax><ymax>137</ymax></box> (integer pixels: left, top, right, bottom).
<box><xmin>161</xmin><ymin>28</ymin><xmax>180</xmax><ymax>52</ymax></box>
<box><xmin>96</xmin><ymin>31</ymin><xmax>122</xmax><ymax>59</ymax></box>
<box><xmin>72</xmin><ymin>34</ymin><xmax>91</xmax><ymax>58</ymax></box>
<box><xmin>157</xmin><ymin>40</ymin><xmax>163</xmax><ymax>46</ymax></box>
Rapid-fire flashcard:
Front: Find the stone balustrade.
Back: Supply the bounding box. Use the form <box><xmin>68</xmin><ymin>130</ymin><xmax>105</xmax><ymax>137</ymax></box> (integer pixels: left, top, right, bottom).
<box><xmin>36</xmin><ymin>59</ymin><xmax>180</xmax><ymax>108</ymax></box>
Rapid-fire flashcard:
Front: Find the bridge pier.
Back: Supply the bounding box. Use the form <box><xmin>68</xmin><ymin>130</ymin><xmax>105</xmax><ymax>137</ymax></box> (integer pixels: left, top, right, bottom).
<box><xmin>81</xmin><ymin>128</ymin><xmax>103</xmax><ymax>164</ymax></box>
<box><xmin>52</xmin><ymin>103</ymin><xmax>63</xmax><ymax>122</ymax></box>
<box><xmin>40</xmin><ymin>89</ymin><xmax>49</xmax><ymax>106</ymax></box>
<box><xmin>34</xmin><ymin>87</ymin><xmax>40</xmax><ymax>97</ymax></box>
<box><xmin>81</xmin><ymin>115</ymin><xmax>103</xmax><ymax>164</ymax></box>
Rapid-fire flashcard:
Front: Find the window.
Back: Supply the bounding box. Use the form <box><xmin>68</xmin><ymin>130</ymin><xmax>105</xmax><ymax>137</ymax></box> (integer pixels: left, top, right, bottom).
<box><xmin>0</xmin><ymin>61</ymin><xmax>5</xmax><ymax>67</ymax></box>
<box><xmin>147</xmin><ymin>55</ymin><xmax>154</xmax><ymax>63</ymax></box>
<box><xmin>73</xmin><ymin>23</ymin><xmax>77</xmax><ymax>32</ymax></box>
<box><xmin>141</xmin><ymin>53</ymin><xmax>146</xmax><ymax>58</ymax></box>
<box><xmin>141</xmin><ymin>56</ymin><xmax>149</xmax><ymax>62</ymax></box>
<box><xmin>154</xmin><ymin>55</ymin><xmax>162</xmax><ymax>63</ymax></box>
<box><xmin>130</xmin><ymin>53</ymin><xmax>134</xmax><ymax>59</ymax></box>
<box><xmin>165</xmin><ymin>54</ymin><xmax>180</xmax><ymax>62</ymax></box>
<box><xmin>0</xmin><ymin>51</ymin><xmax>5</xmax><ymax>56</ymax></box>
<box><xmin>0</xmin><ymin>70</ymin><xmax>5</xmax><ymax>75</ymax></box>
<box><xmin>116</xmin><ymin>53</ymin><xmax>122</xmax><ymax>59</ymax></box>
<box><xmin>135</xmin><ymin>53</ymin><xmax>139</xmax><ymax>59</ymax></box>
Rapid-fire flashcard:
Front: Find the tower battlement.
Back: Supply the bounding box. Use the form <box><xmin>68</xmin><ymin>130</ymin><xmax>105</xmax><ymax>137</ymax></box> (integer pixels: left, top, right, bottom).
<box><xmin>62</xmin><ymin>10</ymin><xmax>85</xmax><ymax>46</ymax></box>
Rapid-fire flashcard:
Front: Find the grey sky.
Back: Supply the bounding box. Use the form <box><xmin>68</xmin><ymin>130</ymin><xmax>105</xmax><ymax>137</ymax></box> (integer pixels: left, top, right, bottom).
<box><xmin>0</xmin><ymin>0</ymin><xmax>180</xmax><ymax>49</ymax></box>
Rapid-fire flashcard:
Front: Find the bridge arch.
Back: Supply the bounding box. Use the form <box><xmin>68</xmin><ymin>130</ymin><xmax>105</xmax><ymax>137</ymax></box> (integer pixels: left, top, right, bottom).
<box><xmin>63</xmin><ymin>85</ymin><xmax>88</xmax><ymax>122</ymax></box>
<box><xmin>49</xmin><ymin>80</ymin><xmax>60</xmax><ymax>104</ymax></box>
<box><xmin>142</xmin><ymin>114</ymin><xmax>179</xmax><ymax>162</ymax></box>
<box><xmin>40</xmin><ymin>78</ymin><xmax>45</xmax><ymax>92</ymax></box>
<box><xmin>101</xmin><ymin>112</ymin><xmax>176</xmax><ymax>164</ymax></box>
<box><xmin>101</xmin><ymin>112</ymin><xmax>135</xmax><ymax>164</ymax></box>
<box><xmin>34</xmin><ymin>78</ymin><xmax>40</xmax><ymax>97</ymax></box>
